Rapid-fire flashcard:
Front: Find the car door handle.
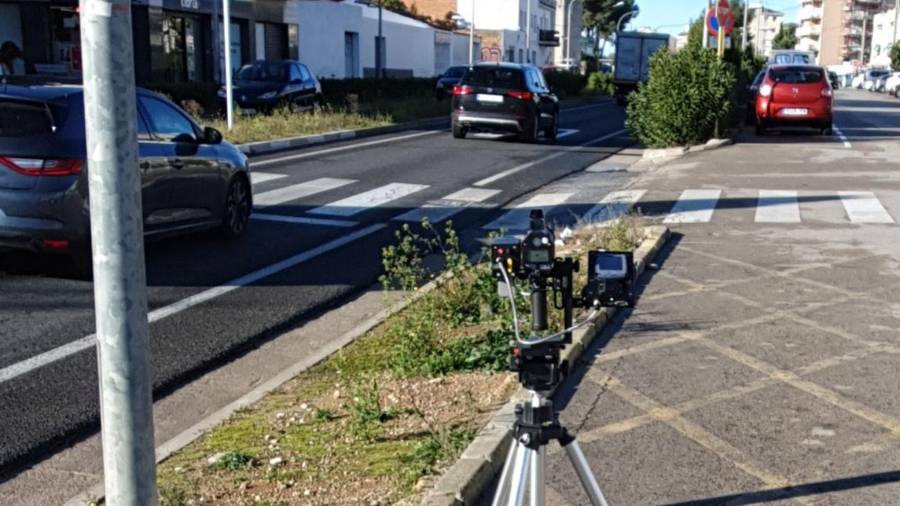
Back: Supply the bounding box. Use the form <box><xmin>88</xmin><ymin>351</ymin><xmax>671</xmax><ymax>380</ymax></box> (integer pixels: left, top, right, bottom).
<box><xmin>170</xmin><ymin>158</ymin><xmax>185</xmax><ymax>170</ymax></box>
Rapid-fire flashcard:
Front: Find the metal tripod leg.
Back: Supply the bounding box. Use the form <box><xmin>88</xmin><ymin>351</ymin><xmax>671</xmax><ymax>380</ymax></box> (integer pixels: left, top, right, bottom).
<box><xmin>506</xmin><ymin>441</ymin><xmax>532</xmax><ymax>506</ymax></box>
<box><xmin>529</xmin><ymin>444</ymin><xmax>545</xmax><ymax>506</ymax></box>
<box><xmin>492</xmin><ymin>439</ymin><xmax>519</xmax><ymax>506</ymax></box>
<box><xmin>563</xmin><ymin>439</ymin><xmax>609</xmax><ymax>506</ymax></box>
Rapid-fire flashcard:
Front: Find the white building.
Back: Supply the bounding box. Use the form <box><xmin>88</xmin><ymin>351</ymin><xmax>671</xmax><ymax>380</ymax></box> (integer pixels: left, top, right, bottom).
<box><xmin>295</xmin><ymin>0</ymin><xmax>475</xmax><ymax>79</ymax></box>
<box><xmin>870</xmin><ymin>8</ymin><xmax>897</xmax><ymax>68</ymax></box>
<box><xmin>748</xmin><ymin>6</ymin><xmax>784</xmax><ymax>58</ymax></box>
<box><xmin>554</xmin><ymin>0</ymin><xmax>583</xmax><ymax>66</ymax></box>
<box><xmin>457</xmin><ymin>0</ymin><xmax>558</xmax><ymax>65</ymax></box>
<box><xmin>796</xmin><ymin>0</ymin><xmax>822</xmax><ymax>54</ymax></box>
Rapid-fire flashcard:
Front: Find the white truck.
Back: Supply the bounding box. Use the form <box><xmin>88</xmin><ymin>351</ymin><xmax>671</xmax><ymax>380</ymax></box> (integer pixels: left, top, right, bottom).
<box><xmin>613</xmin><ymin>31</ymin><xmax>670</xmax><ymax>106</ymax></box>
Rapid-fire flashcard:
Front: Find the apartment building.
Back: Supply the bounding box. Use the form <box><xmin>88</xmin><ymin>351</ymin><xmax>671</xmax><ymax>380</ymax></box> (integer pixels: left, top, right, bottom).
<box><xmin>748</xmin><ymin>7</ymin><xmax>785</xmax><ymax>57</ymax></box>
<box><xmin>404</xmin><ymin>0</ymin><xmax>559</xmax><ymax>65</ymax></box>
<box><xmin>870</xmin><ymin>8</ymin><xmax>897</xmax><ymax>67</ymax></box>
<box><xmin>805</xmin><ymin>0</ymin><xmax>888</xmax><ymax>66</ymax></box>
<box><xmin>553</xmin><ymin>0</ymin><xmax>583</xmax><ymax>66</ymax></box>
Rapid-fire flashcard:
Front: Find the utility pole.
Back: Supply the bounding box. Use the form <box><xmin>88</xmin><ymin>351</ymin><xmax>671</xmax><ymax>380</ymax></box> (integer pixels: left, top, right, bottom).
<box><xmin>469</xmin><ymin>0</ymin><xmax>475</xmax><ymax>65</ymax></box>
<box><xmin>78</xmin><ymin>0</ymin><xmax>156</xmax><ymax>504</ymax></box>
<box><xmin>742</xmin><ymin>0</ymin><xmax>749</xmax><ymax>50</ymax></box>
<box><xmin>565</xmin><ymin>0</ymin><xmax>579</xmax><ymax>66</ymax></box>
<box><xmin>223</xmin><ymin>0</ymin><xmax>233</xmax><ymax>130</ymax></box>
<box><xmin>211</xmin><ymin>0</ymin><xmax>220</xmax><ymax>85</ymax></box>
<box><xmin>703</xmin><ymin>0</ymin><xmax>712</xmax><ymax>49</ymax></box>
<box><xmin>377</xmin><ymin>0</ymin><xmax>384</xmax><ymax>78</ymax></box>
<box><xmin>862</xmin><ymin>14</ymin><xmax>868</xmax><ymax>64</ymax></box>
<box><xmin>526</xmin><ymin>0</ymin><xmax>532</xmax><ymax>62</ymax></box>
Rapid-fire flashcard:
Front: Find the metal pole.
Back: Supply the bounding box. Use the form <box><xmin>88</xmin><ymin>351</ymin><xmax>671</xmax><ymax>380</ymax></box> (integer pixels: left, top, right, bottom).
<box><xmin>742</xmin><ymin>0</ymin><xmax>749</xmax><ymax>50</ymax></box>
<box><xmin>211</xmin><ymin>0</ymin><xmax>220</xmax><ymax>84</ymax></box>
<box><xmin>756</xmin><ymin>4</ymin><xmax>761</xmax><ymax>57</ymax></box>
<box><xmin>566</xmin><ymin>0</ymin><xmax>577</xmax><ymax>66</ymax></box>
<box><xmin>894</xmin><ymin>0</ymin><xmax>900</xmax><ymax>49</ymax></box>
<box><xmin>862</xmin><ymin>15</ymin><xmax>868</xmax><ymax>64</ymax></box>
<box><xmin>703</xmin><ymin>0</ymin><xmax>711</xmax><ymax>48</ymax></box>
<box><xmin>78</xmin><ymin>0</ymin><xmax>157</xmax><ymax>504</ymax></box>
<box><xmin>469</xmin><ymin>0</ymin><xmax>475</xmax><ymax>65</ymax></box>
<box><xmin>526</xmin><ymin>0</ymin><xmax>532</xmax><ymax>62</ymax></box>
<box><xmin>223</xmin><ymin>0</ymin><xmax>233</xmax><ymax>130</ymax></box>
<box><xmin>377</xmin><ymin>0</ymin><xmax>384</xmax><ymax>77</ymax></box>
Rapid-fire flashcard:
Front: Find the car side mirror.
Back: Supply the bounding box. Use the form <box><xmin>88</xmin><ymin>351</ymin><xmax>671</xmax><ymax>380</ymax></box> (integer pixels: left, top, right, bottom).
<box><xmin>173</xmin><ymin>132</ymin><xmax>197</xmax><ymax>144</ymax></box>
<box><xmin>203</xmin><ymin>127</ymin><xmax>223</xmax><ymax>145</ymax></box>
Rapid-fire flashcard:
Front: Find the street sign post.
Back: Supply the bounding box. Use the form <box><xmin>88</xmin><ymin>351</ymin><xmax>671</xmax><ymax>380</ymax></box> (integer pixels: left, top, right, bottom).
<box><xmin>706</xmin><ymin>0</ymin><xmax>733</xmax><ymax>59</ymax></box>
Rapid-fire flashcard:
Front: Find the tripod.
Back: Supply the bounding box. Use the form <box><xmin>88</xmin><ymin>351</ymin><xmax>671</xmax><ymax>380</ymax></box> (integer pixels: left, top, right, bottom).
<box><xmin>491</xmin><ymin>390</ymin><xmax>608</xmax><ymax>506</ymax></box>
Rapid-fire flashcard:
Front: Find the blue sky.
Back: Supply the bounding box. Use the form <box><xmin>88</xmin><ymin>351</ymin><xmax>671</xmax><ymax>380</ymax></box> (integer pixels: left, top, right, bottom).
<box><xmin>632</xmin><ymin>0</ymin><xmax>800</xmax><ymax>37</ymax></box>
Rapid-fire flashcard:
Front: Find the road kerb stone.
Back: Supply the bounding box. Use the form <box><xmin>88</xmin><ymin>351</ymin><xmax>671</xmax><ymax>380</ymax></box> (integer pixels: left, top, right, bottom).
<box><xmin>421</xmin><ymin>225</ymin><xmax>670</xmax><ymax>505</ymax></box>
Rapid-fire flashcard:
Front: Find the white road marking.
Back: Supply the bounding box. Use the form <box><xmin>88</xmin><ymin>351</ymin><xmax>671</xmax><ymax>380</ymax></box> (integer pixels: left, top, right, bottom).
<box><xmin>756</xmin><ymin>190</ymin><xmax>802</xmax><ymax>223</ymax></box>
<box><xmin>664</xmin><ymin>189</ymin><xmax>721</xmax><ymax>224</ymax></box>
<box><xmin>254</xmin><ymin>178</ymin><xmax>356</xmax><ymax>208</ymax></box>
<box><xmin>584</xmin><ymin>190</ymin><xmax>647</xmax><ymax>224</ymax></box>
<box><xmin>559</xmin><ymin>102</ymin><xmax>615</xmax><ymax>114</ymax></box>
<box><xmin>308</xmin><ymin>182</ymin><xmax>429</xmax><ymax>217</ymax></box>
<box><xmin>250</xmin><ymin>172</ymin><xmax>287</xmax><ymax>185</ymax></box>
<box><xmin>839</xmin><ymin>191</ymin><xmax>895</xmax><ymax>224</ymax></box>
<box><xmin>253</xmin><ymin>130</ymin><xmax>440</xmax><ymax>167</ymax></box>
<box><xmin>394</xmin><ymin>187</ymin><xmax>501</xmax><ymax>223</ymax></box>
<box><xmin>0</xmin><ymin>224</ymin><xmax>387</xmax><ymax>385</ymax></box>
<box><xmin>252</xmin><ymin>213</ymin><xmax>358</xmax><ymax>228</ymax></box>
<box><xmin>833</xmin><ymin>125</ymin><xmax>852</xmax><ymax>148</ymax></box>
<box><xmin>557</xmin><ymin>128</ymin><xmax>579</xmax><ymax>139</ymax></box>
<box><xmin>473</xmin><ymin>128</ymin><xmax>629</xmax><ymax>187</ymax></box>
<box><xmin>482</xmin><ymin>192</ymin><xmax>574</xmax><ymax>230</ymax></box>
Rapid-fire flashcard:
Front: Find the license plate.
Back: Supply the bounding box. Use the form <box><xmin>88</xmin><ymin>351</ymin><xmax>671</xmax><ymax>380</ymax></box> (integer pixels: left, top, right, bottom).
<box><xmin>781</xmin><ymin>108</ymin><xmax>808</xmax><ymax>116</ymax></box>
<box><xmin>476</xmin><ymin>93</ymin><xmax>504</xmax><ymax>104</ymax></box>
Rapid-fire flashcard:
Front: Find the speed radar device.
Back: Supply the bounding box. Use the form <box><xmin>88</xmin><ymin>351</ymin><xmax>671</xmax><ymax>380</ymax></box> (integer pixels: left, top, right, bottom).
<box><xmin>584</xmin><ymin>250</ymin><xmax>635</xmax><ymax>308</ymax></box>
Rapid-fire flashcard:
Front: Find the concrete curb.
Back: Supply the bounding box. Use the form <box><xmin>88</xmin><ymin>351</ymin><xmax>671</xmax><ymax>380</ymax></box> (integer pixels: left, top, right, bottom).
<box><xmin>421</xmin><ymin>225</ymin><xmax>671</xmax><ymax>506</ymax></box>
<box><xmin>638</xmin><ymin>137</ymin><xmax>733</xmax><ymax>167</ymax></box>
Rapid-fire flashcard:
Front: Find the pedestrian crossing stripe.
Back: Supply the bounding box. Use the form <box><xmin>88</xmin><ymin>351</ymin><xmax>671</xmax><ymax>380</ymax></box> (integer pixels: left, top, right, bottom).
<box><xmin>664</xmin><ymin>189</ymin><xmax>722</xmax><ymax>224</ymax></box>
<box><xmin>756</xmin><ymin>190</ymin><xmax>801</xmax><ymax>223</ymax></box>
<box><xmin>308</xmin><ymin>182</ymin><xmax>430</xmax><ymax>217</ymax></box>
<box><xmin>254</xmin><ymin>177</ymin><xmax>356</xmax><ymax>208</ymax></box>
<box><xmin>394</xmin><ymin>187</ymin><xmax>501</xmax><ymax>224</ymax></box>
<box><xmin>250</xmin><ymin>172</ymin><xmax>288</xmax><ymax>185</ymax></box>
<box><xmin>482</xmin><ymin>192</ymin><xmax>574</xmax><ymax>230</ymax></box>
<box><xmin>839</xmin><ymin>191</ymin><xmax>895</xmax><ymax>224</ymax></box>
<box><xmin>584</xmin><ymin>190</ymin><xmax>646</xmax><ymax>224</ymax></box>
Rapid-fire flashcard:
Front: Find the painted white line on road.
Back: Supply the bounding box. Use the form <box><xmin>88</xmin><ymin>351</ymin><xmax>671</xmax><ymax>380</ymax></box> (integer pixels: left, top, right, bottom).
<box><xmin>473</xmin><ymin>128</ymin><xmax>629</xmax><ymax>187</ymax></box>
<box><xmin>664</xmin><ymin>189</ymin><xmax>721</xmax><ymax>224</ymax></box>
<box><xmin>483</xmin><ymin>192</ymin><xmax>574</xmax><ymax>230</ymax></box>
<box><xmin>755</xmin><ymin>190</ymin><xmax>801</xmax><ymax>223</ymax></box>
<box><xmin>557</xmin><ymin>128</ymin><xmax>579</xmax><ymax>139</ymax></box>
<box><xmin>252</xmin><ymin>213</ymin><xmax>358</xmax><ymax>228</ymax></box>
<box><xmin>584</xmin><ymin>190</ymin><xmax>647</xmax><ymax>224</ymax></box>
<box><xmin>833</xmin><ymin>125</ymin><xmax>852</xmax><ymax>148</ymax></box>
<box><xmin>253</xmin><ymin>130</ymin><xmax>441</xmax><ymax>167</ymax></box>
<box><xmin>0</xmin><ymin>224</ymin><xmax>388</xmax><ymax>385</ymax></box>
<box><xmin>254</xmin><ymin>178</ymin><xmax>356</xmax><ymax>208</ymax></box>
<box><xmin>559</xmin><ymin>102</ymin><xmax>615</xmax><ymax>114</ymax></box>
<box><xmin>309</xmin><ymin>183</ymin><xmax>429</xmax><ymax>217</ymax></box>
<box><xmin>250</xmin><ymin>172</ymin><xmax>287</xmax><ymax>185</ymax></box>
<box><xmin>394</xmin><ymin>187</ymin><xmax>501</xmax><ymax>224</ymax></box>
<box><xmin>839</xmin><ymin>191</ymin><xmax>895</xmax><ymax>224</ymax></box>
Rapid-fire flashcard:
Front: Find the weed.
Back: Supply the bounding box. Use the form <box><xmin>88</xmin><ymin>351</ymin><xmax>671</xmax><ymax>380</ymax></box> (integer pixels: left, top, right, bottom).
<box><xmin>213</xmin><ymin>451</ymin><xmax>255</xmax><ymax>471</ymax></box>
<box><xmin>158</xmin><ymin>483</ymin><xmax>189</xmax><ymax>506</ymax></box>
<box><xmin>349</xmin><ymin>378</ymin><xmax>393</xmax><ymax>441</ymax></box>
<box><xmin>400</xmin><ymin>427</ymin><xmax>477</xmax><ymax>486</ymax></box>
<box><xmin>313</xmin><ymin>408</ymin><xmax>335</xmax><ymax>422</ymax></box>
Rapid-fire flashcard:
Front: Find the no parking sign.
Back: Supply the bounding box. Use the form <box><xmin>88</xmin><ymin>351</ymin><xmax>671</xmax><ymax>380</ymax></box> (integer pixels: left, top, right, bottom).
<box><xmin>706</xmin><ymin>0</ymin><xmax>735</xmax><ymax>37</ymax></box>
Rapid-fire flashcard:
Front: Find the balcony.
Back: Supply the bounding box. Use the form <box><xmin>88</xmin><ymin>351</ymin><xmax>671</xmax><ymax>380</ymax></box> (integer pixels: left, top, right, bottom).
<box><xmin>538</xmin><ymin>29</ymin><xmax>560</xmax><ymax>47</ymax></box>
<box><xmin>796</xmin><ymin>25</ymin><xmax>820</xmax><ymax>39</ymax></box>
<box><xmin>799</xmin><ymin>7</ymin><xmax>822</xmax><ymax>22</ymax></box>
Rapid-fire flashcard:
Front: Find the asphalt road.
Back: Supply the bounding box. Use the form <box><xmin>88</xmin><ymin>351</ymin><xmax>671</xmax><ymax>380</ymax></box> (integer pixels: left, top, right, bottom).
<box><xmin>0</xmin><ymin>101</ymin><xmax>631</xmax><ymax>474</ymax></box>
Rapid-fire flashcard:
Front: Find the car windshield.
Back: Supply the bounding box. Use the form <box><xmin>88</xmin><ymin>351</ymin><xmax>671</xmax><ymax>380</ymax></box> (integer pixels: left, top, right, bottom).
<box><xmin>769</xmin><ymin>67</ymin><xmax>824</xmax><ymax>84</ymax></box>
<box><xmin>772</xmin><ymin>54</ymin><xmax>811</xmax><ymax>64</ymax></box>
<box><xmin>463</xmin><ymin>68</ymin><xmax>525</xmax><ymax>89</ymax></box>
<box><xmin>0</xmin><ymin>99</ymin><xmax>55</xmax><ymax>137</ymax></box>
<box><xmin>444</xmin><ymin>67</ymin><xmax>466</xmax><ymax>78</ymax></box>
<box><xmin>236</xmin><ymin>63</ymin><xmax>288</xmax><ymax>82</ymax></box>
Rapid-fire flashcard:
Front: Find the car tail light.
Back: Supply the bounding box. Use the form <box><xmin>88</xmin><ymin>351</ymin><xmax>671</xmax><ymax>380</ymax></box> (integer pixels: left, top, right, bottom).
<box><xmin>0</xmin><ymin>157</ymin><xmax>82</xmax><ymax>177</ymax></box>
<box><xmin>452</xmin><ymin>85</ymin><xmax>474</xmax><ymax>95</ymax></box>
<box><xmin>42</xmin><ymin>239</ymin><xmax>70</xmax><ymax>250</ymax></box>
<box><xmin>507</xmin><ymin>91</ymin><xmax>533</xmax><ymax>101</ymax></box>
<box><xmin>822</xmin><ymin>88</ymin><xmax>833</xmax><ymax>97</ymax></box>
<box><xmin>759</xmin><ymin>84</ymin><xmax>773</xmax><ymax>97</ymax></box>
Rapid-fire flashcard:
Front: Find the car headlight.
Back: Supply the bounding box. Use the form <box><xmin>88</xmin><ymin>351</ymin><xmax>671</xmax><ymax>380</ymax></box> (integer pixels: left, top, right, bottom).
<box><xmin>259</xmin><ymin>90</ymin><xmax>280</xmax><ymax>99</ymax></box>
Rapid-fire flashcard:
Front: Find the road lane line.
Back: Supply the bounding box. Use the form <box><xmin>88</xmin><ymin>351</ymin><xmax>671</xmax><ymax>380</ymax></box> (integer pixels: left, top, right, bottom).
<box><xmin>394</xmin><ymin>187</ymin><xmax>501</xmax><ymax>224</ymax></box>
<box><xmin>556</xmin><ymin>128</ymin><xmax>579</xmax><ymax>139</ymax></box>
<box><xmin>482</xmin><ymin>192</ymin><xmax>574</xmax><ymax>230</ymax></box>
<box><xmin>308</xmin><ymin>183</ymin><xmax>429</xmax><ymax>217</ymax></box>
<box><xmin>254</xmin><ymin>178</ymin><xmax>356</xmax><ymax>208</ymax></box>
<box><xmin>251</xmin><ymin>213</ymin><xmax>358</xmax><ymax>228</ymax></box>
<box><xmin>584</xmin><ymin>189</ymin><xmax>646</xmax><ymax>224</ymax></box>
<box><xmin>839</xmin><ymin>191</ymin><xmax>895</xmax><ymax>224</ymax></box>
<box><xmin>253</xmin><ymin>131</ymin><xmax>440</xmax><ymax>167</ymax></box>
<box><xmin>0</xmin><ymin>224</ymin><xmax>387</xmax><ymax>385</ymax></box>
<box><xmin>755</xmin><ymin>190</ymin><xmax>801</xmax><ymax>223</ymax></box>
<box><xmin>559</xmin><ymin>102</ymin><xmax>615</xmax><ymax>114</ymax></box>
<box><xmin>833</xmin><ymin>125</ymin><xmax>852</xmax><ymax>148</ymax></box>
<box><xmin>473</xmin><ymin>128</ymin><xmax>629</xmax><ymax>187</ymax></box>
<box><xmin>663</xmin><ymin>189</ymin><xmax>721</xmax><ymax>224</ymax></box>
<box><xmin>250</xmin><ymin>172</ymin><xmax>287</xmax><ymax>185</ymax></box>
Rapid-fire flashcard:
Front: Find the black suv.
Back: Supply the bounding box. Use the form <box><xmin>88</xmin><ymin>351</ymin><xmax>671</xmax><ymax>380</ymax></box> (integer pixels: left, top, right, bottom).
<box><xmin>0</xmin><ymin>84</ymin><xmax>252</xmax><ymax>276</ymax></box>
<box><xmin>451</xmin><ymin>63</ymin><xmax>559</xmax><ymax>143</ymax></box>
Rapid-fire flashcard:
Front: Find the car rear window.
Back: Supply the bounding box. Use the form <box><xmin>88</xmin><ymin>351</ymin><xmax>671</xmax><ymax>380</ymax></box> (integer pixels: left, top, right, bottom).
<box><xmin>768</xmin><ymin>67</ymin><xmax>824</xmax><ymax>84</ymax></box>
<box><xmin>0</xmin><ymin>99</ymin><xmax>55</xmax><ymax>137</ymax></box>
<box><xmin>444</xmin><ymin>67</ymin><xmax>466</xmax><ymax>78</ymax></box>
<box><xmin>463</xmin><ymin>68</ymin><xmax>525</xmax><ymax>89</ymax></box>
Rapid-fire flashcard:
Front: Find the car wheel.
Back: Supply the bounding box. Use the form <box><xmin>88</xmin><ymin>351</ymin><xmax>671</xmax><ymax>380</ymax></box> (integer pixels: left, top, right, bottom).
<box><xmin>452</xmin><ymin>122</ymin><xmax>467</xmax><ymax>139</ymax></box>
<box><xmin>544</xmin><ymin>113</ymin><xmax>559</xmax><ymax>143</ymax></box>
<box><xmin>220</xmin><ymin>176</ymin><xmax>251</xmax><ymax>239</ymax></box>
<box><xmin>522</xmin><ymin>115</ymin><xmax>539</xmax><ymax>143</ymax></box>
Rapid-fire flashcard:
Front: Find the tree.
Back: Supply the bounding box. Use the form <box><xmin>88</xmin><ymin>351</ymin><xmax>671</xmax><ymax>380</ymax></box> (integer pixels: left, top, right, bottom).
<box><xmin>582</xmin><ymin>0</ymin><xmax>638</xmax><ymax>57</ymax></box>
<box><xmin>891</xmin><ymin>42</ymin><xmax>900</xmax><ymax>71</ymax></box>
<box><xmin>772</xmin><ymin>23</ymin><xmax>798</xmax><ymax>50</ymax></box>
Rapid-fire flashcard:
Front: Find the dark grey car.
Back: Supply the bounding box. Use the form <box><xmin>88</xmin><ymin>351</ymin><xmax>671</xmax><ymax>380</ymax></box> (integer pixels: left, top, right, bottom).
<box><xmin>0</xmin><ymin>84</ymin><xmax>252</xmax><ymax>276</ymax></box>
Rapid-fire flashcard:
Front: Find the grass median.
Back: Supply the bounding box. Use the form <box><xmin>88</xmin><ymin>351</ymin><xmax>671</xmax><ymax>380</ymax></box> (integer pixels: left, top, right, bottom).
<box><xmin>155</xmin><ymin>218</ymin><xmax>643</xmax><ymax>505</ymax></box>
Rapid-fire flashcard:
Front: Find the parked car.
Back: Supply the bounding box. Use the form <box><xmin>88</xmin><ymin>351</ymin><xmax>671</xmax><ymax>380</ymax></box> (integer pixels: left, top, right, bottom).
<box><xmin>874</xmin><ymin>74</ymin><xmax>891</xmax><ymax>92</ymax></box>
<box><xmin>851</xmin><ymin>73</ymin><xmax>866</xmax><ymax>89</ymax></box>
<box><xmin>0</xmin><ymin>85</ymin><xmax>252</xmax><ymax>276</ymax></box>
<box><xmin>886</xmin><ymin>72</ymin><xmax>900</xmax><ymax>96</ymax></box>
<box><xmin>450</xmin><ymin>63</ymin><xmax>559</xmax><ymax>143</ymax></box>
<box><xmin>435</xmin><ymin>65</ymin><xmax>467</xmax><ymax>100</ymax></box>
<box><xmin>863</xmin><ymin>69</ymin><xmax>891</xmax><ymax>91</ymax></box>
<box><xmin>755</xmin><ymin>65</ymin><xmax>833</xmax><ymax>136</ymax></box>
<box><xmin>745</xmin><ymin>69</ymin><xmax>767</xmax><ymax>125</ymax></box>
<box><xmin>828</xmin><ymin>71</ymin><xmax>840</xmax><ymax>90</ymax></box>
<box><xmin>219</xmin><ymin>60</ymin><xmax>322</xmax><ymax>114</ymax></box>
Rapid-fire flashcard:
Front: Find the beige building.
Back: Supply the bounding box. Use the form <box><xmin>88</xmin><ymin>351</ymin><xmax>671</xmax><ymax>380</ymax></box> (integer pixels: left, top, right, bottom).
<box><xmin>801</xmin><ymin>0</ymin><xmax>888</xmax><ymax>66</ymax></box>
<box><xmin>749</xmin><ymin>7</ymin><xmax>785</xmax><ymax>57</ymax></box>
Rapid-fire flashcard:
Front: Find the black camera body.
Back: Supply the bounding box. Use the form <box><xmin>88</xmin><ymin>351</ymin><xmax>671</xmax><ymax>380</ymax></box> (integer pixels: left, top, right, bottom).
<box><xmin>582</xmin><ymin>250</ymin><xmax>635</xmax><ymax>308</ymax></box>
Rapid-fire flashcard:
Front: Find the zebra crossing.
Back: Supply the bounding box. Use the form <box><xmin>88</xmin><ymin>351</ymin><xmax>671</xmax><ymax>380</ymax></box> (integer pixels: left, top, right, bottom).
<box><xmin>249</xmin><ymin>171</ymin><xmax>898</xmax><ymax>229</ymax></box>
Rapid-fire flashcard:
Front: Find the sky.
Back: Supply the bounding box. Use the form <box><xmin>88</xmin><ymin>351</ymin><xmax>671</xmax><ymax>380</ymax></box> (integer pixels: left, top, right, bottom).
<box><xmin>631</xmin><ymin>0</ymin><xmax>800</xmax><ymax>37</ymax></box>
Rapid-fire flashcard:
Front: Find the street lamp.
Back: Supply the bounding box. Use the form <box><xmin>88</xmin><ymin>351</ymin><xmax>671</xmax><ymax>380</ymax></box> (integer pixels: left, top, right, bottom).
<box><xmin>452</xmin><ymin>8</ymin><xmax>475</xmax><ymax>66</ymax></box>
<box><xmin>617</xmin><ymin>5</ymin><xmax>640</xmax><ymax>33</ymax></box>
<box><xmin>565</xmin><ymin>0</ymin><xmax>581</xmax><ymax>67</ymax></box>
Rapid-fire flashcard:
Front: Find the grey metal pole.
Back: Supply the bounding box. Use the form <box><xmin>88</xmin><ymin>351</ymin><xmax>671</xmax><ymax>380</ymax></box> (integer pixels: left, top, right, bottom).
<box><xmin>211</xmin><ymin>0</ymin><xmax>220</xmax><ymax>84</ymax></box>
<box><xmin>862</xmin><ymin>15</ymin><xmax>868</xmax><ymax>64</ymax></box>
<box><xmin>566</xmin><ymin>0</ymin><xmax>577</xmax><ymax>65</ymax></box>
<box><xmin>78</xmin><ymin>0</ymin><xmax>157</xmax><ymax>504</ymax></box>
<box><xmin>469</xmin><ymin>1</ymin><xmax>475</xmax><ymax>65</ymax></box>
<box><xmin>377</xmin><ymin>0</ymin><xmax>384</xmax><ymax>77</ymax></box>
<box><xmin>742</xmin><ymin>0</ymin><xmax>749</xmax><ymax>50</ymax></box>
<box><xmin>223</xmin><ymin>0</ymin><xmax>233</xmax><ymax>130</ymax></box>
<box><xmin>526</xmin><ymin>0</ymin><xmax>532</xmax><ymax>61</ymax></box>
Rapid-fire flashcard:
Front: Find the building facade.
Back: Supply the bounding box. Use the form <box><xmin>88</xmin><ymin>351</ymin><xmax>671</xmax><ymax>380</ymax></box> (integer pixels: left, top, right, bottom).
<box><xmin>870</xmin><ymin>8</ymin><xmax>897</xmax><ymax>67</ymax></box>
<box><xmin>748</xmin><ymin>7</ymin><xmax>784</xmax><ymax>58</ymax></box>
<box><xmin>553</xmin><ymin>0</ymin><xmax>582</xmax><ymax>66</ymax></box>
<box><xmin>808</xmin><ymin>0</ymin><xmax>888</xmax><ymax>66</ymax></box>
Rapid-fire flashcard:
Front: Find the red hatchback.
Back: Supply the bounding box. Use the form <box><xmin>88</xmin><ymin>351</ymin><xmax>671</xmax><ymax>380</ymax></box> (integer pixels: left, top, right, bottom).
<box><xmin>755</xmin><ymin>65</ymin><xmax>833</xmax><ymax>136</ymax></box>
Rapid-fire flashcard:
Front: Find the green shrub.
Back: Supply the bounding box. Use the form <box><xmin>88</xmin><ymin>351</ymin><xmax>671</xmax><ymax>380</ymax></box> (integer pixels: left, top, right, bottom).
<box><xmin>626</xmin><ymin>43</ymin><xmax>735</xmax><ymax>148</ymax></box>
<box><xmin>543</xmin><ymin>70</ymin><xmax>587</xmax><ymax>98</ymax></box>
<box><xmin>586</xmin><ymin>72</ymin><xmax>614</xmax><ymax>96</ymax></box>
<box><xmin>319</xmin><ymin>77</ymin><xmax>437</xmax><ymax>105</ymax></box>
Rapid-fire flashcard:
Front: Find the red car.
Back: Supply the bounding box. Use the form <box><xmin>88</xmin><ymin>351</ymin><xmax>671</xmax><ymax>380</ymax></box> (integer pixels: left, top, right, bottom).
<box><xmin>755</xmin><ymin>65</ymin><xmax>833</xmax><ymax>136</ymax></box>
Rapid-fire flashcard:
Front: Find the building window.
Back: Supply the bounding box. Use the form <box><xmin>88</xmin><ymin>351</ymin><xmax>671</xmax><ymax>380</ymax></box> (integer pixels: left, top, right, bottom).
<box><xmin>518</xmin><ymin>48</ymin><xmax>523</xmax><ymax>62</ymax></box>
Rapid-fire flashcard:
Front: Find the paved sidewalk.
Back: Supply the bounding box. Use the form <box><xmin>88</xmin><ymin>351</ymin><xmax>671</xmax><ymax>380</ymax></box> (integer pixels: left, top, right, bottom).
<box><xmin>539</xmin><ymin>91</ymin><xmax>900</xmax><ymax>505</ymax></box>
